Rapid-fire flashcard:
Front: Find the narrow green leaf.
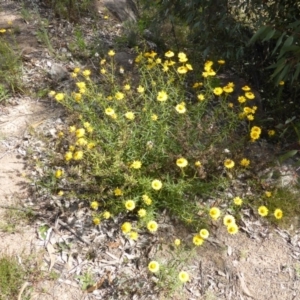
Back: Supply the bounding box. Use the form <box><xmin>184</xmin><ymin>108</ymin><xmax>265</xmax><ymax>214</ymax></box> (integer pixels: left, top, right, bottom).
<box><xmin>272</xmin><ymin>32</ymin><xmax>286</xmax><ymax>56</ymax></box>
<box><xmin>279</xmin><ymin>36</ymin><xmax>294</xmax><ymax>57</ymax></box>
<box><xmin>278</xmin><ymin>150</ymin><xmax>298</xmax><ymax>164</ymax></box>
<box><xmin>247</xmin><ymin>25</ymin><xmax>270</xmax><ymax>45</ymax></box>
<box><xmin>262</xmin><ymin>28</ymin><xmax>276</xmax><ymax>42</ymax></box>
<box><xmin>270</xmin><ymin>58</ymin><xmax>286</xmax><ymax>78</ymax></box>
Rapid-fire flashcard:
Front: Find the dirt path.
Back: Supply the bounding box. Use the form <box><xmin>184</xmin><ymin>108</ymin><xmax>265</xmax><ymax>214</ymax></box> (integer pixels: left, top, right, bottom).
<box><xmin>1</xmin><ymin>1</ymin><xmax>300</xmax><ymax>300</ymax></box>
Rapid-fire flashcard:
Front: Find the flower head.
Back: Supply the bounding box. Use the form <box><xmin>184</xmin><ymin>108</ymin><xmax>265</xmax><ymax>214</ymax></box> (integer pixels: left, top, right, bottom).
<box><xmin>115</xmin><ymin>91</ymin><xmax>125</xmax><ymax>100</ymax></box>
<box><xmin>157</xmin><ymin>91</ymin><xmax>168</xmax><ymax>102</ymax></box>
<box><xmin>227</xmin><ymin>224</ymin><xmax>239</xmax><ymax>234</ymax></box>
<box><xmin>223</xmin><ymin>215</ymin><xmax>236</xmax><ymax>226</ymax></box>
<box><xmin>129</xmin><ymin>231</ymin><xmax>138</xmax><ymax>240</ymax></box>
<box><xmin>108</xmin><ymin>50</ymin><xmax>115</xmax><ymax>56</ymax></box>
<box><xmin>238</xmin><ymin>96</ymin><xmax>246</xmax><ymax>103</ymax></box>
<box><xmin>223</xmin><ymin>85</ymin><xmax>234</xmax><ymax>93</ymax></box>
<box><xmin>143</xmin><ymin>194</ymin><xmax>152</xmax><ymax>205</ymax></box>
<box><xmin>193</xmin><ymin>234</ymin><xmax>204</xmax><ymax>246</ymax></box>
<box><xmin>76</xmin><ymin>128</ymin><xmax>85</xmax><ymax>138</ymax></box>
<box><xmin>114</xmin><ymin>188</ymin><xmax>123</xmax><ymax>196</ymax></box>
<box><xmin>279</xmin><ymin>81</ymin><xmax>285</xmax><ymax>86</ymax></box>
<box><xmin>130</xmin><ymin>160</ymin><xmax>142</xmax><ymax>169</ymax></box>
<box><xmin>274</xmin><ymin>208</ymin><xmax>283</xmax><ymax>219</ymax></box>
<box><xmin>55</xmin><ymin>169</ymin><xmax>63</xmax><ymax>178</ymax></box>
<box><xmin>258</xmin><ymin>206</ymin><xmax>268</xmax><ymax>217</ymax></box>
<box><xmin>73</xmin><ymin>151</ymin><xmax>83</xmax><ymax>160</ymax></box>
<box><xmin>174</xmin><ymin>239</ymin><xmax>181</xmax><ymax>246</ymax></box>
<box><xmin>55</xmin><ymin>93</ymin><xmax>64</xmax><ymax>101</ymax></box>
<box><xmin>82</xmin><ymin>69</ymin><xmax>91</xmax><ymax>77</ymax></box>
<box><xmin>199</xmin><ymin>229</ymin><xmax>209</xmax><ymax>239</ymax></box>
<box><xmin>176</xmin><ymin>157</ymin><xmax>188</xmax><ymax>168</ymax></box>
<box><xmin>93</xmin><ymin>218</ymin><xmax>101</xmax><ymax>225</ymax></box>
<box><xmin>197</xmin><ymin>94</ymin><xmax>205</xmax><ymax>101</ymax></box>
<box><xmin>103</xmin><ymin>211</ymin><xmax>111</xmax><ymax>219</ymax></box>
<box><xmin>213</xmin><ymin>87</ymin><xmax>223</xmax><ymax>96</ymax></box>
<box><xmin>151</xmin><ymin>179</ymin><xmax>162</xmax><ymax>190</ymax></box>
<box><xmin>245</xmin><ymin>92</ymin><xmax>255</xmax><ymax>99</ymax></box>
<box><xmin>165</xmin><ymin>51</ymin><xmax>174</xmax><ymax>58</ymax></box>
<box><xmin>148</xmin><ymin>261</ymin><xmax>160</xmax><ymax>273</ymax></box>
<box><xmin>218</xmin><ymin>60</ymin><xmax>225</xmax><ymax>64</ymax></box>
<box><xmin>125</xmin><ymin>112</ymin><xmax>135</xmax><ymax>120</ymax></box>
<box><xmin>137</xmin><ymin>85</ymin><xmax>145</xmax><ymax>93</ymax></box>
<box><xmin>233</xmin><ymin>197</ymin><xmax>243</xmax><ymax>206</ymax></box>
<box><xmin>268</xmin><ymin>130</ymin><xmax>275</xmax><ymax>137</ymax></box>
<box><xmin>138</xmin><ymin>209</ymin><xmax>146</xmax><ymax>217</ymax></box>
<box><xmin>65</xmin><ymin>151</ymin><xmax>73</xmax><ymax>161</ymax></box>
<box><xmin>240</xmin><ymin>158</ymin><xmax>250</xmax><ymax>167</ymax></box>
<box><xmin>195</xmin><ymin>161</ymin><xmax>201</xmax><ymax>167</ymax></box>
<box><xmin>178</xmin><ymin>52</ymin><xmax>188</xmax><ymax>63</ymax></box>
<box><xmin>242</xmin><ymin>85</ymin><xmax>251</xmax><ymax>91</ymax></box>
<box><xmin>177</xmin><ymin>66</ymin><xmax>188</xmax><ymax>74</ymax></box>
<box><xmin>105</xmin><ymin>107</ymin><xmax>115</xmax><ymax>116</ymax></box>
<box><xmin>175</xmin><ymin>103</ymin><xmax>186</xmax><ymax>114</ymax></box>
<box><xmin>121</xmin><ymin>222</ymin><xmax>132</xmax><ymax>233</ymax></box>
<box><xmin>90</xmin><ymin>201</ymin><xmax>99</xmax><ymax>210</ymax></box>
<box><xmin>178</xmin><ymin>271</ymin><xmax>190</xmax><ymax>283</ymax></box>
<box><xmin>125</xmin><ymin>200</ymin><xmax>135</xmax><ymax>211</ymax></box>
<box><xmin>147</xmin><ymin>220</ymin><xmax>158</xmax><ymax>232</ymax></box>
<box><xmin>224</xmin><ymin>159</ymin><xmax>235</xmax><ymax>169</ymax></box>
<box><xmin>124</xmin><ymin>84</ymin><xmax>131</xmax><ymax>91</ymax></box>
<box><xmin>151</xmin><ymin>114</ymin><xmax>158</xmax><ymax>121</ymax></box>
<box><xmin>209</xmin><ymin>207</ymin><xmax>221</xmax><ymax>220</ymax></box>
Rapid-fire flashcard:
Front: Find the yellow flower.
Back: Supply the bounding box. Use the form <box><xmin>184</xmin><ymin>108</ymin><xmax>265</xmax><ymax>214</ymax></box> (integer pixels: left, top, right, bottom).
<box><xmin>119</xmin><ymin>67</ymin><xmax>124</xmax><ymax>74</ymax></box>
<box><xmin>258</xmin><ymin>206</ymin><xmax>268</xmax><ymax>217</ymax></box>
<box><xmin>93</xmin><ymin>218</ymin><xmax>101</xmax><ymax>225</ymax></box>
<box><xmin>72</xmin><ymin>93</ymin><xmax>82</xmax><ymax>102</ymax></box>
<box><xmin>224</xmin><ymin>159</ymin><xmax>235</xmax><ymax>169</ymax></box>
<box><xmin>55</xmin><ymin>93</ymin><xmax>64</xmax><ymax>101</ymax></box>
<box><xmin>175</xmin><ymin>103</ymin><xmax>186</xmax><ymax>114</ymax></box>
<box><xmin>69</xmin><ymin>126</ymin><xmax>76</xmax><ymax>133</ymax></box>
<box><xmin>125</xmin><ymin>112</ymin><xmax>135</xmax><ymax>120</ymax></box>
<box><xmin>121</xmin><ymin>222</ymin><xmax>131</xmax><ymax>233</ymax></box>
<box><xmin>130</xmin><ymin>160</ymin><xmax>142</xmax><ymax>169</ymax></box>
<box><xmin>151</xmin><ymin>114</ymin><xmax>158</xmax><ymax>121</ymax></box>
<box><xmin>90</xmin><ymin>201</ymin><xmax>99</xmax><ymax>210</ymax></box>
<box><xmin>129</xmin><ymin>231</ymin><xmax>138</xmax><ymax>240</ymax></box>
<box><xmin>157</xmin><ymin>91</ymin><xmax>168</xmax><ymax>102</ymax></box>
<box><xmin>197</xmin><ymin>94</ymin><xmax>205</xmax><ymax>101</ymax></box>
<box><xmin>165</xmin><ymin>50</ymin><xmax>174</xmax><ymax>58</ymax></box>
<box><xmin>265</xmin><ymin>191</ymin><xmax>272</xmax><ymax>198</ymax></box>
<box><xmin>58</xmin><ymin>191</ymin><xmax>64</xmax><ymax>196</ymax></box>
<box><xmin>174</xmin><ymin>239</ymin><xmax>181</xmax><ymax>246</ymax></box>
<box><xmin>100</xmin><ymin>59</ymin><xmax>106</xmax><ymax>65</ymax></box>
<box><xmin>223</xmin><ymin>85</ymin><xmax>234</xmax><ymax>93</ymax></box>
<box><xmin>247</xmin><ymin>114</ymin><xmax>254</xmax><ymax>121</ymax></box>
<box><xmin>279</xmin><ymin>81</ymin><xmax>285</xmax><ymax>86</ymax></box>
<box><xmin>124</xmin><ymin>84</ymin><xmax>131</xmax><ymax>91</ymax></box>
<box><xmin>251</xmin><ymin>126</ymin><xmax>261</xmax><ymax>135</ymax></box>
<box><xmin>223</xmin><ymin>215</ymin><xmax>236</xmax><ymax>226</ymax></box>
<box><xmin>250</xmin><ymin>131</ymin><xmax>260</xmax><ymax>140</ymax></box>
<box><xmin>148</xmin><ymin>261</ymin><xmax>160</xmax><ymax>273</ymax></box>
<box><xmin>199</xmin><ymin>229</ymin><xmax>209</xmax><ymax>239</ymax></box>
<box><xmin>268</xmin><ymin>130</ymin><xmax>275</xmax><ymax>136</ymax></box>
<box><xmin>82</xmin><ymin>69</ymin><xmax>91</xmax><ymax>77</ymax></box>
<box><xmin>209</xmin><ymin>207</ymin><xmax>221</xmax><ymax>220</ymax></box>
<box><xmin>142</xmin><ymin>194</ymin><xmax>152</xmax><ymax>205</ymax></box>
<box><xmin>105</xmin><ymin>107</ymin><xmax>115</xmax><ymax>116</ymax></box>
<box><xmin>193</xmin><ymin>82</ymin><xmax>203</xmax><ymax>88</ymax></box>
<box><xmin>108</xmin><ymin>50</ymin><xmax>115</xmax><ymax>56</ymax></box>
<box><xmin>137</xmin><ymin>85</ymin><xmax>145</xmax><ymax>93</ymax></box>
<box><xmin>204</xmin><ymin>60</ymin><xmax>213</xmax><ymax>71</ymax></box>
<box><xmin>100</xmin><ymin>68</ymin><xmax>106</xmax><ymax>74</ymax></box>
<box><xmin>73</xmin><ymin>151</ymin><xmax>83</xmax><ymax>160</ymax></box>
<box><xmin>240</xmin><ymin>158</ymin><xmax>250</xmax><ymax>167</ymax></box>
<box><xmin>151</xmin><ymin>179</ymin><xmax>162</xmax><ymax>190</ymax></box>
<box><xmin>274</xmin><ymin>208</ymin><xmax>283</xmax><ymax>219</ymax></box>
<box><xmin>55</xmin><ymin>169</ymin><xmax>63</xmax><ymax>178</ymax></box>
<box><xmin>76</xmin><ymin>138</ymin><xmax>88</xmax><ymax>146</ymax></box>
<box><xmin>76</xmin><ymin>128</ymin><xmax>85</xmax><ymax>138</ymax></box>
<box><xmin>125</xmin><ymin>200</ymin><xmax>135</xmax><ymax>211</ymax></box>
<box><xmin>242</xmin><ymin>85</ymin><xmax>251</xmax><ymax>91</ymax></box>
<box><xmin>65</xmin><ymin>151</ymin><xmax>73</xmax><ymax>161</ymax></box>
<box><xmin>213</xmin><ymin>87</ymin><xmax>223</xmax><ymax>96</ymax></box>
<box><xmin>115</xmin><ymin>91</ymin><xmax>125</xmax><ymax>100</ymax></box>
<box><xmin>138</xmin><ymin>209</ymin><xmax>146</xmax><ymax>217</ymax></box>
<box><xmin>228</xmin><ymin>103</ymin><xmax>234</xmax><ymax>108</ymax></box>
<box><xmin>76</xmin><ymin>82</ymin><xmax>86</xmax><ymax>89</ymax></box>
<box><xmin>195</xmin><ymin>161</ymin><xmax>201</xmax><ymax>167</ymax></box>
<box><xmin>238</xmin><ymin>96</ymin><xmax>246</xmax><ymax>103</ymax></box>
<box><xmin>218</xmin><ymin>60</ymin><xmax>225</xmax><ymax>64</ymax></box>
<box><xmin>227</xmin><ymin>224</ymin><xmax>239</xmax><ymax>234</ymax></box>
<box><xmin>176</xmin><ymin>157</ymin><xmax>188</xmax><ymax>168</ymax></box>
<box><xmin>177</xmin><ymin>66</ymin><xmax>188</xmax><ymax>74</ymax></box>
<box><xmin>178</xmin><ymin>271</ymin><xmax>190</xmax><ymax>283</ymax></box>
<box><xmin>245</xmin><ymin>92</ymin><xmax>255</xmax><ymax>99</ymax></box>
<box><xmin>147</xmin><ymin>221</ymin><xmax>158</xmax><ymax>232</ymax></box>
<box><xmin>73</xmin><ymin>67</ymin><xmax>80</xmax><ymax>73</ymax></box>
<box><xmin>48</xmin><ymin>90</ymin><xmax>56</xmax><ymax>97</ymax></box>
<box><xmin>0</xmin><ymin>29</ymin><xmax>7</xmax><ymax>33</ymax></box>
<box><xmin>162</xmin><ymin>65</ymin><xmax>169</xmax><ymax>72</ymax></box>
<box><xmin>114</xmin><ymin>188</ymin><xmax>123</xmax><ymax>196</ymax></box>
<box><xmin>103</xmin><ymin>211</ymin><xmax>111</xmax><ymax>219</ymax></box>
<box><xmin>178</xmin><ymin>52</ymin><xmax>188</xmax><ymax>62</ymax></box>
<box><xmin>233</xmin><ymin>197</ymin><xmax>243</xmax><ymax>206</ymax></box>
<box><xmin>87</xmin><ymin>142</ymin><xmax>96</xmax><ymax>149</ymax></box>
